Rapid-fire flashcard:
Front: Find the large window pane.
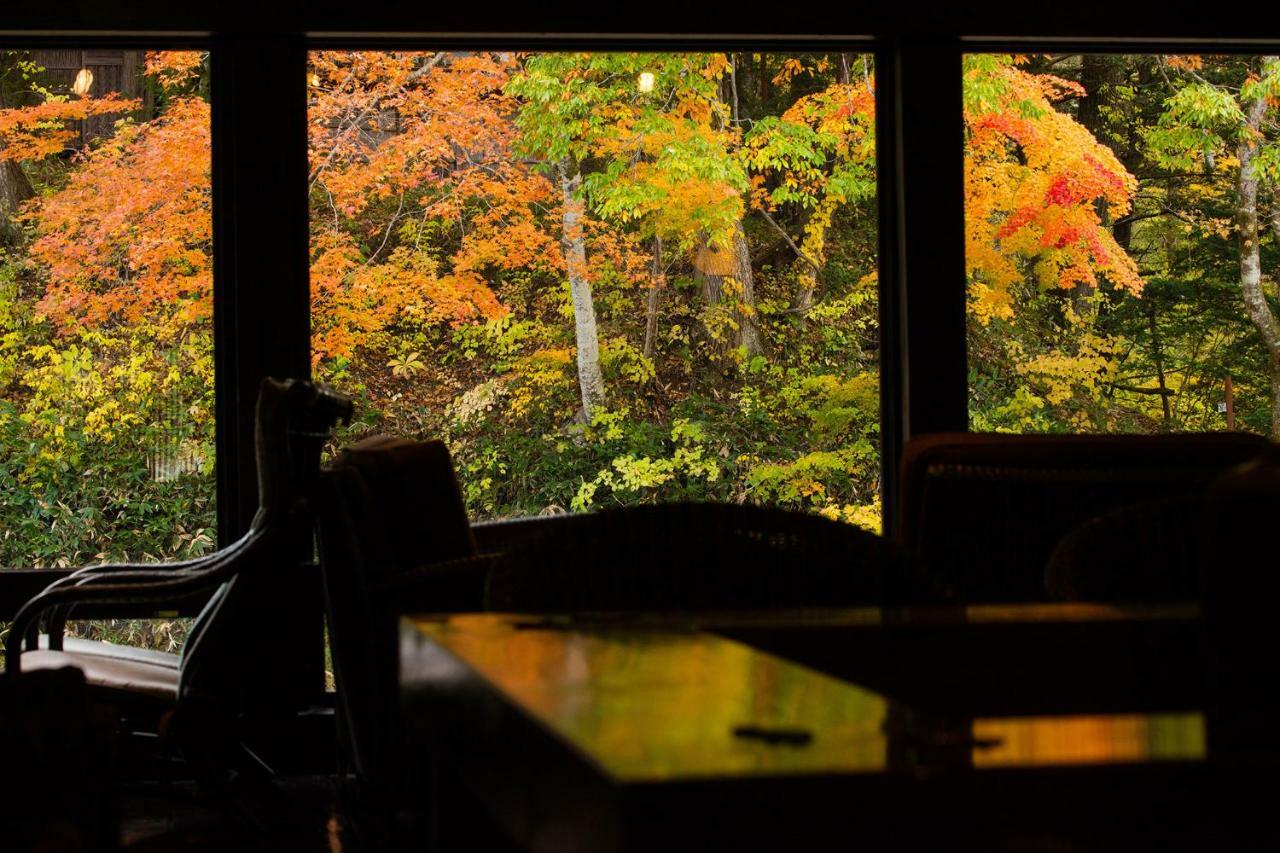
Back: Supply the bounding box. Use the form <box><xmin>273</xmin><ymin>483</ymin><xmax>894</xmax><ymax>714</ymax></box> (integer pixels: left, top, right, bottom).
<box><xmin>965</xmin><ymin>53</ymin><xmax>1278</xmax><ymax>439</ymax></box>
<box><xmin>0</xmin><ymin>49</ymin><xmax>213</xmax><ymax>650</ymax></box>
<box><xmin>308</xmin><ymin>51</ymin><xmax>881</xmax><ymax>529</ymax></box>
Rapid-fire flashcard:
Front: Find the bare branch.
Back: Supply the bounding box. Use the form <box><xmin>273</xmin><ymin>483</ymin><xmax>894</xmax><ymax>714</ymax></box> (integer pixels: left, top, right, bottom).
<box><xmin>755</xmin><ymin>206</ymin><xmax>823</xmax><ymax>275</ymax></box>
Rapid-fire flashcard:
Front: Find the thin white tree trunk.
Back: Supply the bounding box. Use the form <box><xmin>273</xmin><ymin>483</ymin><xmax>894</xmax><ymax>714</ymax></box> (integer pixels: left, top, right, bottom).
<box><xmin>1236</xmin><ymin>58</ymin><xmax>1280</xmax><ymax>438</ymax></box>
<box><xmin>559</xmin><ymin>162</ymin><xmax>606</xmax><ymax>418</ymax></box>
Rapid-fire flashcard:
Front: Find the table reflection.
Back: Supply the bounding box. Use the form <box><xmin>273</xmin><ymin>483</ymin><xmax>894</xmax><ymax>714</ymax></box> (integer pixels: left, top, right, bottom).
<box><xmin>972</xmin><ymin>713</ymin><xmax>1206</xmax><ymax>767</ymax></box>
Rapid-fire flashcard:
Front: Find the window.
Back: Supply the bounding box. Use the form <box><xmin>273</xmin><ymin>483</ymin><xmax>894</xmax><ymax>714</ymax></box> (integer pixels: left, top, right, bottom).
<box><xmin>965</xmin><ymin>53</ymin><xmax>1279</xmax><ymax>439</ymax></box>
<box><xmin>0</xmin><ymin>48</ymin><xmax>213</xmax><ymax>650</ymax></box>
<box><xmin>307</xmin><ymin>50</ymin><xmax>883</xmax><ymax>529</ymax></box>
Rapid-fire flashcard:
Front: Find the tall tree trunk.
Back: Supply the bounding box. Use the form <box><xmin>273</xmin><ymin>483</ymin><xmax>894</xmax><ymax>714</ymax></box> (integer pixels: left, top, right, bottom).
<box><xmin>694</xmin><ymin>220</ymin><xmax>764</xmax><ymax>368</ymax></box>
<box><xmin>558</xmin><ymin>162</ymin><xmax>606</xmax><ymax>419</ymax></box>
<box><xmin>700</xmin><ymin>71</ymin><xmax>762</xmax><ymax>361</ymax></box>
<box><xmin>643</xmin><ymin>236</ymin><xmax>662</xmax><ymax>360</ymax></box>
<box><xmin>1236</xmin><ymin>58</ymin><xmax>1280</xmax><ymax>439</ymax></box>
<box><xmin>1076</xmin><ymin>55</ymin><xmax>1116</xmax><ymax>140</ymax></box>
<box><xmin>727</xmin><ymin>54</ymin><xmax>740</xmax><ymax>127</ymax></box>
<box><xmin>0</xmin><ymin>159</ymin><xmax>33</xmax><ymax>245</ymax></box>
<box><xmin>1147</xmin><ymin>304</ymin><xmax>1172</xmax><ymax>423</ymax></box>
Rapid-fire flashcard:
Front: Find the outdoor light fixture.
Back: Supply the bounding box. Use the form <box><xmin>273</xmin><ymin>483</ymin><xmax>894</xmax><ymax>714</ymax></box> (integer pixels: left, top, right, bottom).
<box><xmin>72</xmin><ymin>67</ymin><xmax>94</xmax><ymax>97</ymax></box>
<box><xmin>637</xmin><ymin>71</ymin><xmax>655</xmax><ymax>93</ymax></box>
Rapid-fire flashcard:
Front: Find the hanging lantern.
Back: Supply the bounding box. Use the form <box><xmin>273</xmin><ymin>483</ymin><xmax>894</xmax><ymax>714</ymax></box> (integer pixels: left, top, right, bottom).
<box><xmin>637</xmin><ymin>71</ymin><xmax>655</xmax><ymax>93</ymax></box>
<box><xmin>71</xmin><ymin>67</ymin><xmax>94</xmax><ymax>97</ymax></box>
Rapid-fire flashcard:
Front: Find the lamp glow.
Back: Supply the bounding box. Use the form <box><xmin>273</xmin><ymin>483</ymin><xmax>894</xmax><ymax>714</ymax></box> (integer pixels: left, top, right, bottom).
<box><xmin>72</xmin><ymin>68</ymin><xmax>94</xmax><ymax>97</ymax></box>
<box><xmin>637</xmin><ymin>71</ymin><xmax>655</xmax><ymax>93</ymax></box>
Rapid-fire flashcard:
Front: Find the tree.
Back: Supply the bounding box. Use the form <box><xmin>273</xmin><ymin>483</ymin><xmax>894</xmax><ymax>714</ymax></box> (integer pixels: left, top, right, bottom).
<box><xmin>0</xmin><ymin>50</ymin><xmax>137</xmax><ymax>243</ymax></box>
<box><xmin>744</xmin><ymin>55</ymin><xmax>877</xmax><ymax>315</ymax></box>
<box><xmin>308</xmin><ymin>52</ymin><xmax>531</xmax><ymax>369</ymax></box>
<box><xmin>963</xmin><ymin>55</ymin><xmax>1145</xmax><ymax>431</ymax></box>
<box><xmin>26</xmin><ymin>96</ymin><xmax>211</xmax><ymax>332</ymax></box>
<box><xmin>511</xmin><ymin>52</ymin><xmax>757</xmax><ymax>400</ymax></box>
<box><xmin>1148</xmin><ymin>55</ymin><xmax>1280</xmax><ymax>438</ymax></box>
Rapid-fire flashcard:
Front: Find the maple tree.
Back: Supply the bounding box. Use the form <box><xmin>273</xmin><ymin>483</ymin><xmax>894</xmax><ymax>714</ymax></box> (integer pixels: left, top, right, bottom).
<box><xmin>964</xmin><ymin>55</ymin><xmax>1142</xmax><ymax>324</ymax></box>
<box><xmin>963</xmin><ymin>55</ymin><xmax>1149</xmax><ymax>432</ymax></box>
<box><xmin>308</xmin><ymin>51</ymin><xmax>523</xmax><ymax>367</ymax></box>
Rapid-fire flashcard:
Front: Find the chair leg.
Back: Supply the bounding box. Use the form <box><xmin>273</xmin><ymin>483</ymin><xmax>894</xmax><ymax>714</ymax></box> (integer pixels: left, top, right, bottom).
<box><xmin>168</xmin><ymin>700</ymin><xmax>282</xmax><ymax>834</ymax></box>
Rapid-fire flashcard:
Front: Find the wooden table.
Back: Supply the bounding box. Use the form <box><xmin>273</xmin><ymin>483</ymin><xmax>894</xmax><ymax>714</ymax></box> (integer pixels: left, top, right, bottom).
<box><xmin>399</xmin><ymin>606</ymin><xmax>1268</xmax><ymax>852</ymax></box>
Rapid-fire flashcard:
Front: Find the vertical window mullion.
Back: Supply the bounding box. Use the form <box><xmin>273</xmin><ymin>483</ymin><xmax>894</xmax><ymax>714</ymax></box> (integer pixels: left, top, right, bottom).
<box><xmin>213</xmin><ymin>33</ymin><xmax>312</xmax><ymax>542</ymax></box>
<box><xmin>895</xmin><ymin>38</ymin><xmax>969</xmax><ymax>438</ymax></box>
<box><xmin>874</xmin><ymin>40</ymin><xmax>905</xmax><ymax>535</ymax></box>
<box><xmin>211</xmin><ymin>33</ymin><xmax>320</xmax><ymax>706</ymax></box>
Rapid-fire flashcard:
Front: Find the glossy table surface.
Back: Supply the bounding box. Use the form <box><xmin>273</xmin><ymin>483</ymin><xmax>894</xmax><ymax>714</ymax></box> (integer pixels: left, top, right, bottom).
<box><xmin>398</xmin><ymin>605</ymin><xmax>1247</xmax><ymax>851</ymax></box>
<box><xmin>402</xmin><ymin>608</ymin><xmax>1206</xmax><ymax>780</ymax></box>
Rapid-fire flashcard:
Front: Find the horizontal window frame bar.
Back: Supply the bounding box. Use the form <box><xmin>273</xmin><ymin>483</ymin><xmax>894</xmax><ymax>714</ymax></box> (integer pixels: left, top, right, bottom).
<box><xmin>961</xmin><ymin>38</ymin><xmax>1280</xmax><ymax>53</ymax></box>
<box><xmin>304</xmin><ymin>34</ymin><xmax>878</xmax><ymax>50</ymax></box>
<box><xmin>0</xmin><ymin>34</ymin><xmax>214</xmax><ymax>48</ymax></box>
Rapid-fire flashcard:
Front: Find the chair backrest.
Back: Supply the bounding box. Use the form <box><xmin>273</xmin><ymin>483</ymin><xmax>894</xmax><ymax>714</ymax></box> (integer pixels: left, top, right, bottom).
<box><xmin>484</xmin><ymin>502</ymin><xmax>924</xmax><ymax>612</ymax></box>
<box><xmin>898</xmin><ymin>431</ymin><xmax>1271</xmax><ymax>603</ymax></box>
<box><xmin>1199</xmin><ymin>447</ymin><xmax>1280</xmax><ymax>742</ymax></box>
<box><xmin>315</xmin><ymin>436</ymin><xmax>481</xmax><ymax>792</ymax></box>
<box><xmin>1043</xmin><ymin>495</ymin><xmax>1210</xmax><ymax>602</ymax></box>
<box><xmin>178</xmin><ymin>378</ymin><xmax>352</xmax><ymax>709</ymax></box>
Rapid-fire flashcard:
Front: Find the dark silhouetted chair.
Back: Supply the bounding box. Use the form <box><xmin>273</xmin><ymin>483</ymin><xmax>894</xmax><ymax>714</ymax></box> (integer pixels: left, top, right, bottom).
<box><xmin>0</xmin><ymin>667</ymin><xmax>118</xmax><ymax>851</ymax></box>
<box><xmin>4</xmin><ymin>378</ymin><xmax>352</xmax><ymax>787</ymax></box>
<box><xmin>898</xmin><ymin>431</ymin><xmax>1271</xmax><ymax>603</ymax></box>
<box><xmin>315</xmin><ymin>435</ymin><xmax>492</xmax><ymax>843</ymax></box>
<box><xmin>1197</xmin><ymin>448</ymin><xmax>1280</xmax><ymax>752</ymax></box>
<box><xmin>483</xmin><ymin>501</ymin><xmax>924</xmax><ymax>612</ymax></box>
<box><xmin>1043</xmin><ymin>446</ymin><xmax>1280</xmax><ymax>604</ymax></box>
<box><xmin>1043</xmin><ymin>495</ymin><xmax>1210</xmax><ymax>602</ymax></box>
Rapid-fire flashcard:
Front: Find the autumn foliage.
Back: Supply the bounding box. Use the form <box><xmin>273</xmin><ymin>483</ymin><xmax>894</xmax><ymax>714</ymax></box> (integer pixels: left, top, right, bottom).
<box><xmin>30</xmin><ymin>96</ymin><xmax>212</xmax><ymax>332</ymax></box>
<box><xmin>2</xmin><ymin>47</ymin><xmax>1195</xmax><ymax>571</ymax></box>
<box><xmin>965</xmin><ymin>55</ymin><xmax>1142</xmax><ymax>324</ymax></box>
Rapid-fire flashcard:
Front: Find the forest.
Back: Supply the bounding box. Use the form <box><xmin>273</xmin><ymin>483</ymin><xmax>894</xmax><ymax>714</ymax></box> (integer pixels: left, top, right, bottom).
<box><xmin>2</xmin><ymin>50</ymin><xmax>1279</xmax><ymax>574</ymax></box>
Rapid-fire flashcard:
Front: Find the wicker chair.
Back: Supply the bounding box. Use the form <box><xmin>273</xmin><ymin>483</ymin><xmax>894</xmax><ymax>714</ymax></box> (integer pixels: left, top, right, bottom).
<box><xmin>1199</xmin><ymin>448</ymin><xmax>1280</xmax><ymax>746</ymax></box>
<box><xmin>484</xmin><ymin>501</ymin><xmax>925</xmax><ymax>612</ymax></box>
<box><xmin>897</xmin><ymin>432</ymin><xmax>1271</xmax><ymax>602</ymax></box>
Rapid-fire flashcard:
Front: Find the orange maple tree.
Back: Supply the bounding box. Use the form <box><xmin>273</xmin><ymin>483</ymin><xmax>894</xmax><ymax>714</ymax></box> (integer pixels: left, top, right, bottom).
<box><xmin>0</xmin><ymin>94</ymin><xmax>139</xmax><ymax>163</ymax></box>
<box><xmin>27</xmin><ymin>95</ymin><xmax>211</xmax><ymax>336</ymax></box>
<box><xmin>964</xmin><ymin>55</ymin><xmax>1142</xmax><ymax>324</ymax></box>
<box><xmin>309</xmin><ymin>51</ymin><xmax>544</xmax><ymax>366</ymax></box>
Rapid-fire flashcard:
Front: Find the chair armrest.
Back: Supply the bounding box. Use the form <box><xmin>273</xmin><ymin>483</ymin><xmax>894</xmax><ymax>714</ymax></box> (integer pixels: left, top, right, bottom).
<box><xmin>5</xmin><ymin>528</ymin><xmax>266</xmax><ymax>674</ymax></box>
<box><xmin>37</xmin><ymin>529</ymin><xmax>258</xmax><ymax>650</ymax></box>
